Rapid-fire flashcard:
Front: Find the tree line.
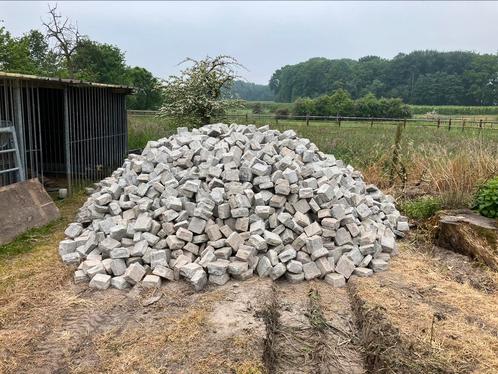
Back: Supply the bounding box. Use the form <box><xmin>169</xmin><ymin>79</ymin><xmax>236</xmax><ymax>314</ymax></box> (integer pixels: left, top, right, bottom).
<box><xmin>0</xmin><ymin>5</ymin><xmax>162</xmax><ymax>110</ymax></box>
<box><xmin>269</xmin><ymin>51</ymin><xmax>498</xmax><ymax>106</ymax></box>
<box><xmin>228</xmin><ymin>80</ymin><xmax>273</xmax><ymax>101</ymax></box>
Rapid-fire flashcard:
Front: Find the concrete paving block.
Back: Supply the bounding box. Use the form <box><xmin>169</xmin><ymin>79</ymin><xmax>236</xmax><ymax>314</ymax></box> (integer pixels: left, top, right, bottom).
<box><xmin>89</xmin><ymin>273</ymin><xmax>111</xmax><ymax>290</ymax></box>
<box><xmin>303</xmin><ymin>262</ymin><xmax>321</xmax><ymax>280</ymax></box>
<box><xmin>142</xmin><ymin>274</ymin><xmax>162</xmax><ymax>288</ymax></box>
<box><xmin>111</xmin><ymin>276</ymin><xmax>130</xmax><ymax>290</ymax></box>
<box><xmin>335</xmin><ymin>256</ymin><xmax>356</xmax><ymax>279</ymax></box>
<box><xmin>124</xmin><ymin>263</ymin><xmax>146</xmax><ymax>285</ymax></box>
<box><xmin>324</xmin><ymin>273</ymin><xmax>346</xmax><ymax>288</ymax></box>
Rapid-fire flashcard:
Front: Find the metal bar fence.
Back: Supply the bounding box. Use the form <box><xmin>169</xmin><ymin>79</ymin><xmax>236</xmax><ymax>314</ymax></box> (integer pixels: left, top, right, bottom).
<box><xmin>1</xmin><ymin>78</ymin><xmax>129</xmax><ymax>191</ymax></box>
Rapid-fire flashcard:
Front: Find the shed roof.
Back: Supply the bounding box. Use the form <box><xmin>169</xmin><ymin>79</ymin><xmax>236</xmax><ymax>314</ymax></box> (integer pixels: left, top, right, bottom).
<box><xmin>0</xmin><ymin>71</ymin><xmax>133</xmax><ymax>93</ymax></box>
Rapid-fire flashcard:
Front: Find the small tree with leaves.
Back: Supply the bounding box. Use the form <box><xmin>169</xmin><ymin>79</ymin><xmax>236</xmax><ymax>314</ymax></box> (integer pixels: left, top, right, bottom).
<box><xmin>159</xmin><ymin>55</ymin><xmax>243</xmax><ymax>126</ymax></box>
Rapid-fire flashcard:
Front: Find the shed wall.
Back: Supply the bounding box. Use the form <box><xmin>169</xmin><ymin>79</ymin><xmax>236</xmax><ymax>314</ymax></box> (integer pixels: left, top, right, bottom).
<box><xmin>0</xmin><ymin>78</ymin><xmax>128</xmax><ymax>190</ymax></box>
<box><xmin>66</xmin><ymin>86</ymin><xmax>128</xmax><ymax>189</ymax></box>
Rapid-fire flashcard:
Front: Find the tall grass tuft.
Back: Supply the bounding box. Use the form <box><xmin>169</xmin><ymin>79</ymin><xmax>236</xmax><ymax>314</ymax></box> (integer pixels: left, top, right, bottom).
<box><xmin>411</xmin><ymin>140</ymin><xmax>498</xmax><ymax>207</ymax></box>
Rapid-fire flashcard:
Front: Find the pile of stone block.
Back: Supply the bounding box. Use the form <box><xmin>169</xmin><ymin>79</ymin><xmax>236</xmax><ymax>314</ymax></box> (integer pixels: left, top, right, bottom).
<box><xmin>59</xmin><ymin>123</ymin><xmax>408</xmax><ymax>291</ymax></box>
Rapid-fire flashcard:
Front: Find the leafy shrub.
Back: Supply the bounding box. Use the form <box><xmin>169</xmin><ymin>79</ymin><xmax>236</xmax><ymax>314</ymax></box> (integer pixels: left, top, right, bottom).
<box><xmin>275</xmin><ymin>108</ymin><xmax>290</xmax><ymax>119</ymax></box>
<box><xmin>474</xmin><ymin>176</ymin><xmax>498</xmax><ymax>218</ymax></box>
<box><xmin>291</xmin><ymin>90</ymin><xmax>412</xmax><ymax>118</ymax></box>
<box><xmin>252</xmin><ymin>102</ymin><xmax>263</xmax><ymax>114</ymax></box>
<box><xmin>293</xmin><ymin>97</ymin><xmax>316</xmax><ymax>116</ymax></box>
<box><xmin>401</xmin><ymin>196</ymin><xmax>443</xmax><ymax>220</ymax></box>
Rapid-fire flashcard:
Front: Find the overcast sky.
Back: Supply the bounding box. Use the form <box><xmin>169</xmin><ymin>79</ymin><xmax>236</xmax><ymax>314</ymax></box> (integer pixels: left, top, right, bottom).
<box><xmin>2</xmin><ymin>1</ymin><xmax>498</xmax><ymax>84</ymax></box>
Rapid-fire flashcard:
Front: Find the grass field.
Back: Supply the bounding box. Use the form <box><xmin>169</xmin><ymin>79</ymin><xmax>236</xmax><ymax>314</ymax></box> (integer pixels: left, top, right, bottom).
<box><xmin>410</xmin><ymin>104</ymin><xmax>498</xmax><ymax>117</ymax></box>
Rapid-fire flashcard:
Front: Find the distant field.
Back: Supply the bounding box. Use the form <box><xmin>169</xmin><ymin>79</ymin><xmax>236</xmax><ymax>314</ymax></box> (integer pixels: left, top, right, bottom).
<box><xmin>234</xmin><ymin>100</ymin><xmax>498</xmax><ymax>120</ymax></box>
<box><xmin>410</xmin><ymin>104</ymin><xmax>498</xmax><ymax>116</ymax></box>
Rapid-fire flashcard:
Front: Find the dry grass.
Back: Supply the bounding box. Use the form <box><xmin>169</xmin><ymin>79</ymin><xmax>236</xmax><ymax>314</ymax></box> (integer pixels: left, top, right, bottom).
<box><xmin>0</xmin><ymin>193</ymin><xmax>86</xmax><ymax>327</ymax></box>
<box><xmin>350</xmin><ymin>241</ymin><xmax>498</xmax><ymax>373</ymax></box>
<box><xmin>410</xmin><ymin>141</ymin><xmax>498</xmax><ymax>207</ymax></box>
<box><xmin>87</xmin><ymin>284</ymin><xmax>267</xmax><ymax>374</ymax></box>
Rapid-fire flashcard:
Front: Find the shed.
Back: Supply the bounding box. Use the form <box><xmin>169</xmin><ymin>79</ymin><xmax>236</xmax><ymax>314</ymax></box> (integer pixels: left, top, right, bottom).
<box><xmin>0</xmin><ymin>72</ymin><xmax>132</xmax><ymax>192</ymax></box>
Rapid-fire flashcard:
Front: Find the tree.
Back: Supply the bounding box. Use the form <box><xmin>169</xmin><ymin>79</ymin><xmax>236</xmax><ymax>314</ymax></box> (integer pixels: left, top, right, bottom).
<box><xmin>159</xmin><ymin>55</ymin><xmax>243</xmax><ymax>126</ymax></box>
<box><xmin>42</xmin><ymin>4</ymin><xmax>83</xmax><ymax>75</ymax></box>
<box><xmin>268</xmin><ymin>51</ymin><xmax>498</xmax><ymax>105</ymax></box>
<box><xmin>0</xmin><ymin>27</ymin><xmax>56</xmax><ymax>75</ymax></box>
<box><xmin>293</xmin><ymin>97</ymin><xmax>315</xmax><ymax>116</ymax></box>
<box><xmin>228</xmin><ymin>80</ymin><xmax>274</xmax><ymax>101</ymax></box>
<box><xmin>72</xmin><ymin>40</ymin><xmax>127</xmax><ymax>83</ymax></box>
<box><xmin>19</xmin><ymin>30</ymin><xmax>59</xmax><ymax>75</ymax></box>
<box><xmin>125</xmin><ymin>67</ymin><xmax>163</xmax><ymax>110</ymax></box>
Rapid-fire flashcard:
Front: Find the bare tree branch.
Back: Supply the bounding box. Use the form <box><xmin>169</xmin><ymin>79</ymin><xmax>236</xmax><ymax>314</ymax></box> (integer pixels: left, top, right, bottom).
<box><xmin>42</xmin><ymin>3</ymin><xmax>84</xmax><ymax>75</ymax></box>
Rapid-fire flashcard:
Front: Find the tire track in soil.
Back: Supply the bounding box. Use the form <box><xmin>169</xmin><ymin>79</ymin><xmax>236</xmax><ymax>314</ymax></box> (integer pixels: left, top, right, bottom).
<box><xmin>263</xmin><ymin>281</ymin><xmax>366</xmax><ymax>374</ymax></box>
<box><xmin>26</xmin><ymin>290</ymin><xmax>138</xmax><ymax>374</ymax></box>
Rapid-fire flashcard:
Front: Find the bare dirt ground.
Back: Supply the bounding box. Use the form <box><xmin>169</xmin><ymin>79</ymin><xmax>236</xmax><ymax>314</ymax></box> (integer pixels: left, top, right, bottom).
<box><xmin>1</xmin><ymin>198</ymin><xmax>497</xmax><ymax>373</ymax></box>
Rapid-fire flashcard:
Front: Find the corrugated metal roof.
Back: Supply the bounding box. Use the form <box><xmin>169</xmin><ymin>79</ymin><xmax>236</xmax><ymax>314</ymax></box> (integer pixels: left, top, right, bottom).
<box><xmin>0</xmin><ymin>71</ymin><xmax>133</xmax><ymax>92</ymax></box>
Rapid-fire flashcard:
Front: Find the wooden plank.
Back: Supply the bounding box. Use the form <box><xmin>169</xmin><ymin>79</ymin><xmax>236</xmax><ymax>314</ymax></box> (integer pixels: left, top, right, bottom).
<box><xmin>0</xmin><ymin>178</ymin><xmax>59</xmax><ymax>245</ymax></box>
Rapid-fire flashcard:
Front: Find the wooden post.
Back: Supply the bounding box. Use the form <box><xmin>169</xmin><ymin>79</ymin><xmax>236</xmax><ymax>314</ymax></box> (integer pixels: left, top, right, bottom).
<box><xmin>479</xmin><ymin>119</ymin><xmax>483</xmax><ymax>130</ymax></box>
<box><xmin>389</xmin><ymin>122</ymin><xmax>404</xmax><ymax>186</ymax></box>
<box><xmin>461</xmin><ymin>119</ymin><xmax>465</xmax><ymax>132</ymax></box>
<box><xmin>448</xmin><ymin>118</ymin><xmax>452</xmax><ymax>131</ymax></box>
<box><xmin>403</xmin><ymin>118</ymin><xmax>407</xmax><ymax>129</ymax></box>
<box><xmin>437</xmin><ymin>118</ymin><xmax>440</xmax><ymax>128</ymax></box>
<box><xmin>338</xmin><ymin>116</ymin><xmax>341</xmax><ymax>128</ymax></box>
<box><xmin>306</xmin><ymin>114</ymin><xmax>309</xmax><ymax>126</ymax></box>
<box><xmin>370</xmin><ymin>118</ymin><xmax>373</xmax><ymax>128</ymax></box>
<box><xmin>245</xmin><ymin>113</ymin><xmax>248</xmax><ymax>124</ymax></box>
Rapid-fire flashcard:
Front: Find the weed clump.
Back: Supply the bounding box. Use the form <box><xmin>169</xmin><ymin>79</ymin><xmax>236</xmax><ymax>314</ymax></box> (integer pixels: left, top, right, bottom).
<box><xmin>474</xmin><ymin>176</ymin><xmax>498</xmax><ymax>218</ymax></box>
<box><xmin>401</xmin><ymin>196</ymin><xmax>442</xmax><ymax>220</ymax></box>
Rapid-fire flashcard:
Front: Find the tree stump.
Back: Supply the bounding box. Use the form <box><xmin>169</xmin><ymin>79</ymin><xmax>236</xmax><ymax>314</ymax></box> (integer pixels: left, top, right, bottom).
<box><xmin>436</xmin><ymin>209</ymin><xmax>498</xmax><ymax>270</ymax></box>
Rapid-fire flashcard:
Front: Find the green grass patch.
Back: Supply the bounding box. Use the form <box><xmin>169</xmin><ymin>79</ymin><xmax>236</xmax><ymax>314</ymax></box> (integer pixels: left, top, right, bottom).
<box><xmin>0</xmin><ymin>192</ymin><xmax>86</xmax><ymax>261</ymax></box>
<box><xmin>128</xmin><ymin>114</ymin><xmax>178</xmax><ymax>150</ymax></box>
<box><xmin>0</xmin><ymin>221</ymin><xmax>61</xmax><ymax>259</ymax></box>
<box><xmin>400</xmin><ymin>197</ymin><xmax>443</xmax><ymax>220</ymax></box>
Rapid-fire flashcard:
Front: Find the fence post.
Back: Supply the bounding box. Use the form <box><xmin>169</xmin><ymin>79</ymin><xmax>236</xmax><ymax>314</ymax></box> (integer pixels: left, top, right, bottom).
<box><xmin>306</xmin><ymin>114</ymin><xmax>309</xmax><ymax>126</ymax></box>
<box><xmin>403</xmin><ymin>118</ymin><xmax>407</xmax><ymax>129</ymax></box>
<box><xmin>245</xmin><ymin>113</ymin><xmax>248</xmax><ymax>124</ymax></box>
<box><xmin>338</xmin><ymin>116</ymin><xmax>341</xmax><ymax>128</ymax></box>
<box><xmin>461</xmin><ymin>119</ymin><xmax>465</xmax><ymax>132</ymax></box>
<box><xmin>389</xmin><ymin>122</ymin><xmax>404</xmax><ymax>186</ymax></box>
<box><xmin>437</xmin><ymin>118</ymin><xmax>440</xmax><ymax>128</ymax></box>
<box><xmin>275</xmin><ymin>116</ymin><xmax>278</xmax><ymax>125</ymax></box>
<box><xmin>448</xmin><ymin>118</ymin><xmax>452</xmax><ymax>131</ymax></box>
<box><xmin>479</xmin><ymin>119</ymin><xmax>483</xmax><ymax>130</ymax></box>
<box><xmin>370</xmin><ymin>117</ymin><xmax>373</xmax><ymax>128</ymax></box>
